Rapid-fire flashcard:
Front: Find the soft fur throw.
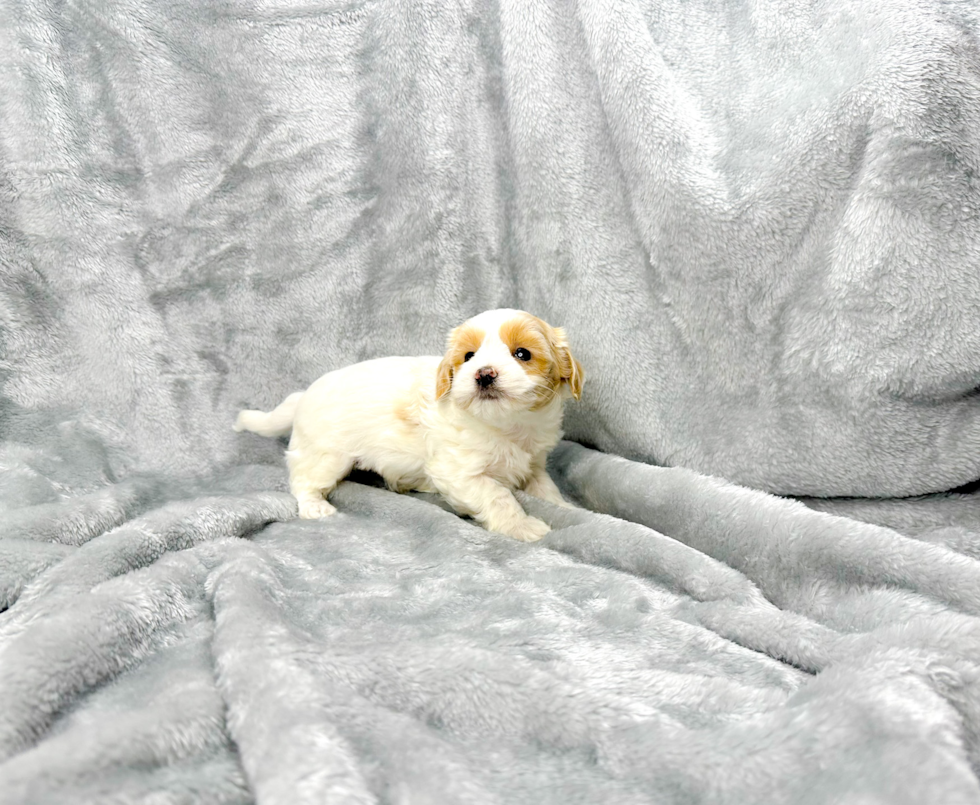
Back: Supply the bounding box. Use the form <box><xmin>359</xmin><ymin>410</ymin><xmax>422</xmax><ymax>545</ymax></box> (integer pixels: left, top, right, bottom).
<box><xmin>4</xmin><ymin>0</ymin><xmax>980</xmax><ymax>802</ymax></box>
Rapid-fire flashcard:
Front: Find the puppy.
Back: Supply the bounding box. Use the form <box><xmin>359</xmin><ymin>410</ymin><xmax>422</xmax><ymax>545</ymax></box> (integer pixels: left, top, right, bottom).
<box><xmin>234</xmin><ymin>309</ymin><xmax>583</xmax><ymax>541</ymax></box>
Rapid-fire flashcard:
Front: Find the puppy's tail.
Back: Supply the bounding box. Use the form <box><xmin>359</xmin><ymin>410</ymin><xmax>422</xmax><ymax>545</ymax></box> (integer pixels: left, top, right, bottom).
<box><xmin>234</xmin><ymin>391</ymin><xmax>304</xmax><ymax>438</ymax></box>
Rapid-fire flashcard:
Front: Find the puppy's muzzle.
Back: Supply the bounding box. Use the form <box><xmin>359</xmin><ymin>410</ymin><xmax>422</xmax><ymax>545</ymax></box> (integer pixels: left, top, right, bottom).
<box><xmin>476</xmin><ymin>367</ymin><xmax>497</xmax><ymax>389</ymax></box>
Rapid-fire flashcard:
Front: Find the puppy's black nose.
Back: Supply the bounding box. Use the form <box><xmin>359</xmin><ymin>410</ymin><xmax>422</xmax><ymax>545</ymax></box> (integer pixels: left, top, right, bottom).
<box><xmin>476</xmin><ymin>367</ymin><xmax>497</xmax><ymax>388</ymax></box>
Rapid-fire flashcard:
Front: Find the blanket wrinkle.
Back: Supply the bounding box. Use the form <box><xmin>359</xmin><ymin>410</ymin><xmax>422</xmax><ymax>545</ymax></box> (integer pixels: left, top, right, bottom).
<box><xmin>0</xmin><ymin>546</ymin><xmax>215</xmax><ymax>761</ymax></box>
<box><xmin>1</xmin><ymin>492</ymin><xmax>295</xmax><ymax>627</ymax></box>
<box><xmin>551</xmin><ymin>443</ymin><xmax>980</xmax><ymax>619</ymax></box>
<box><xmin>0</xmin><ymin>478</ymin><xmax>169</xmax><ymax>546</ymax></box>
<box><xmin>0</xmin><ymin>540</ymin><xmax>72</xmax><ymax>612</ymax></box>
<box><xmin>0</xmin><ymin>656</ymin><xmax>229</xmax><ymax>794</ymax></box>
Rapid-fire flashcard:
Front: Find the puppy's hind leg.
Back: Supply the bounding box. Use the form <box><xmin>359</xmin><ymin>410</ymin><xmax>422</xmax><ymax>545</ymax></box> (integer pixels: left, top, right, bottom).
<box><xmin>287</xmin><ymin>449</ymin><xmax>353</xmax><ymax>519</ymax></box>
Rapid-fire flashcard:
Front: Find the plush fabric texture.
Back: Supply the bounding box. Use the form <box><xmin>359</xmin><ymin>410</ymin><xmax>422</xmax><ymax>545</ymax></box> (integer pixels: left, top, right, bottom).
<box><xmin>5</xmin><ymin>449</ymin><xmax>980</xmax><ymax>803</ymax></box>
<box><xmin>4</xmin><ymin>0</ymin><xmax>980</xmax><ymax>802</ymax></box>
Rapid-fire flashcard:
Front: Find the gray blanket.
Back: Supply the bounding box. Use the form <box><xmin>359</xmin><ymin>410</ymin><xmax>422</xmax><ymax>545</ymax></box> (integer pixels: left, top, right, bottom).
<box><xmin>4</xmin><ymin>0</ymin><xmax>980</xmax><ymax>801</ymax></box>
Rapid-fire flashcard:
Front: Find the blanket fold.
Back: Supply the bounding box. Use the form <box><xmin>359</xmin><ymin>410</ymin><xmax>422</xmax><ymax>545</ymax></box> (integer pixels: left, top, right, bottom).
<box><xmin>4</xmin><ymin>444</ymin><xmax>980</xmax><ymax>802</ymax></box>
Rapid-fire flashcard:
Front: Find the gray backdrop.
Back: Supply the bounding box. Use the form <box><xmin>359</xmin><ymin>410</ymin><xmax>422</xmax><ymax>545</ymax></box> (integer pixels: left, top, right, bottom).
<box><xmin>4</xmin><ymin>0</ymin><xmax>980</xmax><ymax>496</ymax></box>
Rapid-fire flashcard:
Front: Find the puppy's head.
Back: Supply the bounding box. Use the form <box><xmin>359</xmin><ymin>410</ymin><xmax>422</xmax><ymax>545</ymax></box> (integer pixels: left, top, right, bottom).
<box><xmin>435</xmin><ymin>309</ymin><xmax>583</xmax><ymax>417</ymax></box>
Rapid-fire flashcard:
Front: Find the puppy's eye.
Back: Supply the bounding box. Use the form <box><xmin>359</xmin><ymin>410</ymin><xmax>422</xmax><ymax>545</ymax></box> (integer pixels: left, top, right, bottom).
<box><xmin>463</xmin><ymin>352</ymin><xmax>475</xmax><ymax>362</ymax></box>
<box><xmin>514</xmin><ymin>348</ymin><xmax>532</xmax><ymax>362</ymax></box>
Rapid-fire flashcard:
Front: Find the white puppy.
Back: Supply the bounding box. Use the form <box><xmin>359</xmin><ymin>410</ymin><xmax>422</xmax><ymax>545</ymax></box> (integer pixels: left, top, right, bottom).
<box><xmin>234</xmin><ymin>309</ymin><xmax>584</xmax><ymax>541</ymax></box>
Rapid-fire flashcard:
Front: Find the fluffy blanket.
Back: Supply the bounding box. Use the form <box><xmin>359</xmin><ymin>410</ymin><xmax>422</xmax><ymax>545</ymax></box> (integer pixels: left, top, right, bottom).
<box><xmin>4</xmin><ymin>0</ymin><xmax>980</xmax><ymax>801</ymax></box>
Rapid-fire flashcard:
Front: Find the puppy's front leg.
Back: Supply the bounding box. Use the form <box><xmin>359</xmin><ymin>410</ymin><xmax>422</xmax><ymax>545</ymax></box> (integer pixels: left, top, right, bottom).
<box><xmin>523</xmin><ymin>456</ymin><xmax>575</xmax><ymax>508</ymax></box>
<box><xmin>430</xmin><ymin>470</ymin><xmax>550</xmax><ymax>542</ymax></box>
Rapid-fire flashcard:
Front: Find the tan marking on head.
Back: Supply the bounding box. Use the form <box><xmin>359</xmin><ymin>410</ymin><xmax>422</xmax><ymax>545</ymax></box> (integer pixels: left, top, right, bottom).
<box><xmin>500</xmin><ymin>314</ymin><xmax>558</xmax><ymax>384</ymax></box>
<box><xmin>499</xmin><ymin>314</ymin><xmax>584</xmax><ymax>405</ymax></box>
<box><xmin>435</xmin><ymin>324</ymin><xmax>486</xmax><ymax>400</ymax></box>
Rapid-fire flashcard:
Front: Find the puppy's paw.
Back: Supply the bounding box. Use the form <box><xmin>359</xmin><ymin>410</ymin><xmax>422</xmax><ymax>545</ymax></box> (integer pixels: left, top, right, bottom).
<box><xmin>503</xmin><ymin>515</ymin><xmax>551</xmax><ymax>543</ymax></box>
<box><xmin>298</xmin><ymin>498</ymin><xmax>337</xmax><ymax>519</ymax></box>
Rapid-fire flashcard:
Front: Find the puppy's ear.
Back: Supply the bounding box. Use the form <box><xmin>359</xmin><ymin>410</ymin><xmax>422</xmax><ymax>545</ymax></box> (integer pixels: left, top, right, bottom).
<box><xmin>564</xmin><ymin>354</ymin><xmax>585</xmax><ymax>400</ymax></box>
<box><xmin>551</xmin><ymin>326</ymin><xmax>584</xmax><ymax>400</ymax></box>
<box><xmin>435</xmin><ymin>356</ymin><xmax>454</xmax><ymax>400</ymax></box>
<box><xmin>435</xmin><ymin>327</ymin><xmax>458</xmax><ymax>400</ymax></box>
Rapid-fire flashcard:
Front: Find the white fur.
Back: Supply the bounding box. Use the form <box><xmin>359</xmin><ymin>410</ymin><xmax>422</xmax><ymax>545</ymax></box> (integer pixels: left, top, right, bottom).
<box><xmin>234</xmin><ymin>309</ymin><xmax>581</xmax><ymax>541</ymax></box>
